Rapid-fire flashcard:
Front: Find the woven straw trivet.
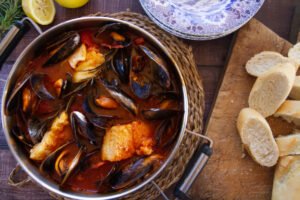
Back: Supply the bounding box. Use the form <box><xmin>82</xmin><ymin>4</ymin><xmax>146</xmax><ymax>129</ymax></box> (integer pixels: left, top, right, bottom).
<box><xmin>9</xmin><ymin>11</ymin><xmax>205</xmax><ymax>200</ymax></box>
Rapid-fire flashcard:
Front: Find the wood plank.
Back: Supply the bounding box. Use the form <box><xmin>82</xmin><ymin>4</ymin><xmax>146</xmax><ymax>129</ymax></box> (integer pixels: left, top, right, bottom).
<box><xmin>0</xmin><ymin>150</ymin><xmax>51</xmax><ymax>200</ymax></box>
<box><xmin>191</xmin><ymin>19</ymin><xmax>292</xmax><ymax>200</ymax></box>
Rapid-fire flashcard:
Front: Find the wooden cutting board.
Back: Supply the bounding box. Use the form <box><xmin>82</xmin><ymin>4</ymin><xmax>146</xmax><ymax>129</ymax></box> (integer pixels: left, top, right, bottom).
<box><xmin>190</xmin><ymin>19</ymin><xmax>295</xmax><ymax>199</ymax></box>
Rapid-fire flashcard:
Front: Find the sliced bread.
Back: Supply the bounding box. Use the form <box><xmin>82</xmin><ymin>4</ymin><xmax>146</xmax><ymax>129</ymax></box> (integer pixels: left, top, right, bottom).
<box><xmin>248</xmin><ymin>63</ymin><xmax>296</xmax><ymax>117</ymax></box>
<box><xmin>274</xmin><ymin>100</ymin><xmax>300</xmax><ymax>126</ymax></box>
<box><xmin>245</xmin><ymin>51</ymin><xmax>298</xmax><ymax>77</ymax></box>
<box><xmin>289</xmin><ymin>76</ymin><xmax>300</xmax><ymax>100</ymax></box>
<box><xmin>272</xmin><ymin>156</ymin><xmax>300</xmax><ymax>200</ymax></box>
<box><xmin>237</xmin><ymin>108</ymin><xmax>279</xmax><ymax>167</ymax></box>
<box><xmin>276</xmin><ymin>133</ymin><xmax>300</xmax><ymax>156</ymax></box>
<box><xmin>288</xmin><ymin>42</ymin><xmax>300</xmax><ymax>65</ymax></box>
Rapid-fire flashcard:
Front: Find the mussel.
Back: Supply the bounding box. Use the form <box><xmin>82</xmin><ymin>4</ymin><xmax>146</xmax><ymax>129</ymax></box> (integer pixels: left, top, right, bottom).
<box><xmin>110</xmin><ymin>154</ymin><xmax>163</xmax><ymax>190</ymax></box>
<box><xmin>40</xmin><ymin>141</ymin><xmax>85</xmax><ymax>186</ymax></box>
<box><xmin>139</xmin><ymin>45</ymin><xmax>171</xmax><ymax>88</ymax></box>
<box><xmin>129</xmin><ymin>47</ymin><xmax>152</xmax><ymax>99</ymax></box>
<box><xmin>102</xmin><ymin>80</ymin><xmax>138</xmax><ymax>115</ymax></box>
<box><xmin>111</xmin><ymin>49</ymin><xmax>130</xmax><ymax>83</ymax></box>
<box><xmin>11</xmin><ymin>126</ymin><xmax>33</xmax><ymax>148</ymax></box>
<box><xmin>5</xmin><ymin>73</ymin><xmax>31</xmax><ymax>115</ymax></box>
<box><xmin>30</xmin><ymin>74</ymin><xmax>55</xmax><ymax>100</ymax></box>
<box><xmin>70</xmin><ymin>111</ymin><xmax>98</xmax><ymax>146</ymax></box>
<box><xmin>94</xmin><ymin>23</ymin><xmax>131</xmax><ymax>49</ymax></box>
<box><xmin>44</xmin><ymin>31</ymin><xmax>81</xmax><ymax>67</ymax></box>
<box><xmin>130</xmin><ymin>73</ymin><xmax>151</xmax><ymax>99</ymax></box>
<box><xmin>27</xmin><ymin>118</ymin><xmax>48</xmax><ymax>144</ymax></box>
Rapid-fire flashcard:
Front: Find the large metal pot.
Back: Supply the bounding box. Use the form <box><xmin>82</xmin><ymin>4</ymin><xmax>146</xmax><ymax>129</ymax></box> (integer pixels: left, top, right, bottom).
<box><xmin>1</xmin><ymin>17</ymin><xmax>190</xmax><ymax>199</ymax></box>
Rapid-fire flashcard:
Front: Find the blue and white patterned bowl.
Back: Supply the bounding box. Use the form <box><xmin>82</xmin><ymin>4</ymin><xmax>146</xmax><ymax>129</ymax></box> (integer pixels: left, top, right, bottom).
<box><xmin>139</xmin><ymin>0</ymin><xmax>265</xmax><ymax>40</ymax></box>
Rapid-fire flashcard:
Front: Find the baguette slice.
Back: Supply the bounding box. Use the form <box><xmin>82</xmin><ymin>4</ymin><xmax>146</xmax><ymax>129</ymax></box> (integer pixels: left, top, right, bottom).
<box><xmin>289</xmin><ymin>76</ymin><xmax>300</xmax><ymax>100</ymax></box>
<box><xmin>237</xmin><ymin>108</ymin><xmax>279</xmax><ymax>167</ymax></box>
<box><xmin>288</xmin><ymin>42</ymin><xmax>300</xmax><ymax>65</ymax></box>
<box><xmin>276</xmin><ymin>133</ymin><xmax>300</xmax><ymax>156</ymax></box>
<box><xmin>246</xmin><ymin>51</ymin><xmax>297</xmax><ymax>77</ymax></box>
<box><xmin>274</xmin><ymin>100</ymin><xmax>300</xmax><ymax>126</ymax></box>
<box><xmin>248</xmin><ymin>63</ymin><xmax>296</xmax><ymax>117</ymax></box>
<box><xmin>272</xmin><ymin>156</ymin><xmax>300</xmax><ymax>200</ymax></box>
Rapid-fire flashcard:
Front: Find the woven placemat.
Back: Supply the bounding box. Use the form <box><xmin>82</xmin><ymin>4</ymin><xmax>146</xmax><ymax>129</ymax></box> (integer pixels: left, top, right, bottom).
<box><xmin>90</xmin><ymin>11</ymin><xmax>205</xmax><ymax>200</ymax></box>
<box><xmin>8</xmin><ymin>11</ymin><xmax>205</xmax><ymax>200</ymax></box>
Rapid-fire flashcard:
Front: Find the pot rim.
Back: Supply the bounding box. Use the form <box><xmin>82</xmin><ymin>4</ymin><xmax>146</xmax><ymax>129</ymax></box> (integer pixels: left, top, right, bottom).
<box><xmin>1</xmin><ymin>16</ymin><xmax>189</xmax><ymax>200</ymax></box>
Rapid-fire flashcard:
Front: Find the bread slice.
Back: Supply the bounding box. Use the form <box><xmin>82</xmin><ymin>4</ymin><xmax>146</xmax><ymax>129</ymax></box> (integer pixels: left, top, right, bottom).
<box><xmin>288</xmin><ymin>42</ymin><xmax>300</xmax><ymax>65</ymax></box>
<box><xmin>237</xmin><ymin>108</ymin><xmax>279</xmax><ymax>167</ymax></box>
<box><xmin>272</xmin><ymin>156</ymin><xmax>300</xmax><ymax>200</ymax></box>
<box><xmin>245</xmin><ymin>51</ymin><xmax>297</xmax><ymax>77</ymax></box>
<box><xmin>289</xmin><ymin>76</ymin><xmax>300</xmax><ymax>100</ymax></box>
<box><xmin>274</xmin><ymin>100</ymin><xmax>300</xmax><ymax>126</ymax></box>
<box><xmin>248</xmin><ymin>63</ymin><xmax>296</xmax><ymax>117</ymax></box>
<box><xmin>276</xmin><ymin>133</ymin><xmax>300</xmax><ymax>156</ymax></box>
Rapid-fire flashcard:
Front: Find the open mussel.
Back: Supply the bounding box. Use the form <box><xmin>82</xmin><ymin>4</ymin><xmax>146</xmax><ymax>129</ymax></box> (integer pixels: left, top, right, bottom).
<box><xmin>110</xmin><ymin>154</ymin><xmax>163</xmax><ymax>190</ymax></box>
<box><xmin>130</xmin><ymin>73</ymin><xmax>151</xmax><ymax>99</ymax></box>
<box><xmin>94</xmin><ymin>23</ymin><xmax>131</xmax><ymax>49</ymax></box>
<box><xmin>5</xmin><ymin>73</ymin><xmax>31</xmax><ymax>115</ymax></box>
<box><xmin>40</xmin><ymin>141</ymin><xmax>85</xmax><ymax>186</ymax></box>
<box><xmin>102</xmin><ymin>80</ymin><xmax>138</xmax><ymax>115</ymax></box>
<box><xmin>44</xmin><ymin>31</ymin><xmax>81</xmax><ymax>67</ymax></box>
<box><xmin>70</xmin><ymin>111</ymin><xmax>98</xmax><ymax>146</ymax></box>
<box><xmin>30</xmin><ymin>74</ymin><xmax>55</xmax><ymax>100</ymax></box>
<box><xmin>139</xmin><ymin>45</ymin><xmax>171</xmax><ymax>88</ymax></box>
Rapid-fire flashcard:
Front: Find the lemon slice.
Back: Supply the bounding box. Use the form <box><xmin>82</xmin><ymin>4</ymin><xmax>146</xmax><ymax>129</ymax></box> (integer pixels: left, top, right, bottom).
<box><xmin>22</xmin><ymin>0</ymin><xmax>55</xmax><ymax>25</ymax></box>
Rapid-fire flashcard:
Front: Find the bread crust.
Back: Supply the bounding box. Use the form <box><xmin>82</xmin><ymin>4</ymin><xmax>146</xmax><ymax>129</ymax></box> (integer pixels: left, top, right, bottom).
<box><xmin>272</xmin><ymin>156</ymin><xmax>300</xmax><ymax>200</ymax></box>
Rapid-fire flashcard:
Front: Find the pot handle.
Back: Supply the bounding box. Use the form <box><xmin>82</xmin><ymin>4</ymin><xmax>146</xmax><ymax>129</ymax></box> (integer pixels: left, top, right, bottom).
<box><xmin>8</xmin><ymin>164</ymin><xmax>31</xmax><ymax>187</ymax></box>
<box><xmin>174</xmin><ymin>130</ymin><xmax>213</xmax><ymax>200</ymax></box>
<box><xmin>0</xmin><ymin>17</ymin><xmax>42</xmax><ymax>68</ymax></box>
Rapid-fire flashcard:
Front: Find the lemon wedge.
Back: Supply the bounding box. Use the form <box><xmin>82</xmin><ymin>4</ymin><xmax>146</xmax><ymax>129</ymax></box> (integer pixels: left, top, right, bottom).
<box><xmin>55</xmin><ymin>0</ymin><xmax>89</xmax><ymax>8</ymax></box>
<box><xmin>22</xmin><ymin>0</ymin><xmax>55</xmax><ymax>25</ymax></box>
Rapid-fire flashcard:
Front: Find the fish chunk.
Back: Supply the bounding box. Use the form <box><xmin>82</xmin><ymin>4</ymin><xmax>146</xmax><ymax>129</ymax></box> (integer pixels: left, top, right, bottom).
<box><xmin>132</xmin><ymin>121</ymin><xmax>154</xmax><ymax>156</ymax></box>
<box><xmin>68</xmin><ymin>44</ymin><xmax>87</xmax><ymax>69</ymax></box>
<box><xmin>30</xmin><ymin>111</ymin><xmax>72</xmax><ymax>161</ymax></box>
<box><xmin>101</xmin><ymin>121</ymin><xmax>154</xmax><ymax>162</ymax></box>
<box><xmin>101</xmin><ymin>123</ymin><xmax>135</xmax><ymax>162</ymax></box>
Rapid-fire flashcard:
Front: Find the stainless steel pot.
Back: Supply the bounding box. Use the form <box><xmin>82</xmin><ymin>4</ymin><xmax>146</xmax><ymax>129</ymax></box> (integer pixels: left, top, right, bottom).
<box><xmin>1</xmin><ymin>17</ymin><xmax>212</xmax><ymax>200</ymax></box>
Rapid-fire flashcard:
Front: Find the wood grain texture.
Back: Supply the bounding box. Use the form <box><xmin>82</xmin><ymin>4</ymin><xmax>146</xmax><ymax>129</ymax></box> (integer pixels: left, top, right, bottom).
<box><xmin>0</xmin><ymin>0</ymin><xmax>299</xmax><ymax>199</ymax></box>
<box><xmin>191</xmin><ymin>19</ymin><xmax>292</xmax><ymax>200</ymax></box>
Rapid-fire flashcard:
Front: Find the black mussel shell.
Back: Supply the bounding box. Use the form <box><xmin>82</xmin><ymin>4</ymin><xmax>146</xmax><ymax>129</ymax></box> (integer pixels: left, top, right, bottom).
<box><xmin>130</xmin><ymin>75</ymin><xmax>151</xmax><ymax>99</ymax></box>
<box><xmin>60</xmin><ymin>146</ymin><xmax>85</xmax><ymax>186</ymax></box>
<box><xmin>141</xmin><ymin>108</ymin><xmax>179</xmax><ymax>120</ymax></box>
<box><xmin>70</xmin><ymin>111</ymin><xmax>97</xmax><ymax>146</ymax></box>
<box><xmin>44</xmin><ymin>32</ymin><xmax>81</xmax><ymax>67</ymax></box>
<box><xmin>40</xmin><ymin>141</ymin><xmax>74</xmax><ymax>173</ymax></box>
<box><xmin>94</xmin><ymin>23</ymin><xmax>131</xmax><ymax>49</ymax></box>
<box><xmin>5</xmin><ymin>73</ymin><xmax>31</xmax><ymax>115</ymax></box>
<box><xmin>11</xmin><ymin>126</ymin><xmax>33</xmax><ymax>148</ymax></box>
<box><xmin>111</xmin><ymin>155</ymin><xmax>163</xmax><ymax>190</ymax></box>
<box><xmin>155</xmin><ymin>119</ymin><xmax>171</xmax><ymax>146</ymax></box>
<box><xmin>27</xmin><ymin>118</ymin><xmax>48</xmax><ymax>144</ymax></box>
<box><xmin>139</xmin><ymin>45</ymin><xmax>171</xmax><ymax>88</ymax></box>
<box><xmin>30</xmin><ymin>74</ymin><xmax>55</xmax><ymax>100</ymax></box>
<box><xmin>102</xmin><ymin>80</ymin><xmax>138</xmax><ymax>115</ymax></box>
<box><xmin>111</xmin><ymin>49</ymin><xmax>130</xmax><ymax>83</ymax></box>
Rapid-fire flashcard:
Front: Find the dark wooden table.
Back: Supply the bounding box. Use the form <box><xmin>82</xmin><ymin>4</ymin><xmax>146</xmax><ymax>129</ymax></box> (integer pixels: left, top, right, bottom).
<box><xmin>0</xmin><ymin>0</ymin><xmax>299</xmax><ymax>199</ymax></box>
